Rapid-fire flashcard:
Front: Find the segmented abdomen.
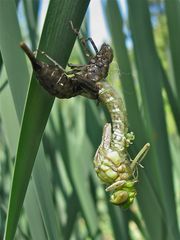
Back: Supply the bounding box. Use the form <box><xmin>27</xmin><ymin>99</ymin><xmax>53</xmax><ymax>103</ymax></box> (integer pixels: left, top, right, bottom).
<box><xmin>97</xmin><ymin>82</ymin><xmax>128</xmax><ymax>153</ymax></box>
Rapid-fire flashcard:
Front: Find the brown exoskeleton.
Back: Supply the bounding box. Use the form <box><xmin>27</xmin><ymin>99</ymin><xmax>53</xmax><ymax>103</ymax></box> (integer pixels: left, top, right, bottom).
<box><xmin>20</xmin><ymin>42</ymin><xmax>98</xmax><ymax>99</ymax></box>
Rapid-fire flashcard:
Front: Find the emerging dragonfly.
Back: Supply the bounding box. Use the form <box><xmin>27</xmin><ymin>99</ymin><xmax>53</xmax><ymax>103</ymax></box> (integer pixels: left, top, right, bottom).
<box><xmin>20</xmin><ymin>22</ymin><xmax>150</xmax><ymax>209</ymax></box>
<box><xmin>68</xmin><ymin>22</ymin><xmax>150</xmax><ymax>208</ymax></box>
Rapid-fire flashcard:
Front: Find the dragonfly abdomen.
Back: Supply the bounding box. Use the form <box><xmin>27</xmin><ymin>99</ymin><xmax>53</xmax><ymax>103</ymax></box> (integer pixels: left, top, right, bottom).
<box><xmin>97</xmin><ymin>81</ymin><xmax>128</xmax><ymax>153</ymax></box>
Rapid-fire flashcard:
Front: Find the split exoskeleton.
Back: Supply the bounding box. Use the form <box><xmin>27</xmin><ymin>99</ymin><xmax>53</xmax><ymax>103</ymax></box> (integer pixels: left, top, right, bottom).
<box><xmin>20</xmin><ymin>21</ymin><xmax>150</xmax><ymax>209</ymax></box>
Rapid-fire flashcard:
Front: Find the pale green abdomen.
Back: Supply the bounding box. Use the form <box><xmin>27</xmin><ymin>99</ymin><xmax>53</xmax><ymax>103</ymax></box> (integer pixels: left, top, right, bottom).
<box><xmin>97</xmin><ymin>82</ymin><xmax>128</xmax><ymax>153</ymax></box>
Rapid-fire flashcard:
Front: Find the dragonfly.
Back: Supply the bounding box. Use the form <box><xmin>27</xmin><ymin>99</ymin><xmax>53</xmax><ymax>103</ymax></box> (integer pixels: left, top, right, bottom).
<box><xmin>20</xmin><ymin>22</ymin><xmax>150</xmax><ymax>209</ymax></box>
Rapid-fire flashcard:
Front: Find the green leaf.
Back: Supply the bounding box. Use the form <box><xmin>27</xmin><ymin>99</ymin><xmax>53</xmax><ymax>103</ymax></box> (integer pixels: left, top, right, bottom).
<box><xmin>161</xmin><ymin>66</ymin><xmax>180</xmax><ymax>134</ymax></box>
<box><xmin>0</xmin><ymin>75</ymin><xmax>47</xmax><ymax>239</ymax></box>
<box><xmin>0</xmin><ymin>52</ymin><xmax>2</xmax><ymax>73</ymax></box>
<box><xmin>23</xmin><ymin>0</ymin><xmax>40</xmax><ymax>49</ymax></box>
<box><xmin>127</xmin><ymin>0</ymin><xmax>180</xmax><ymax>239</ymax></box>
<box><xmin>25</xmin><ymin>184</ymin><xmax>47</xmax><ymax>240</ymax></box>
<box><xmin>0</xmin><ymin>1</ymin><xmax>29</xmax><ymax>119</ymax></box>
<box><xmin>60</xmin><ymin>98</ymin><xmax>99</xmax><ymax>236</ymax></box>
<box><xmin>165</xmin><ymin>0</ymin><xmax>180</xmax><ymax>99</ymax></box>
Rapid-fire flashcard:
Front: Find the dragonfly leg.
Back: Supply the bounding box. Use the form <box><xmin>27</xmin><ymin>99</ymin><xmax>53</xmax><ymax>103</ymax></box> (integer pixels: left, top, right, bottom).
<box><xmin>84</xmin><ymin>37</ymin><xmax>98</xmax><ymax>54</ymax></box>
<box><xmin>69</xmin><ymin>21</ymin><xmax>98</xmax><ymax>58</ymax></box>
<box><xmin>130</xmin><ymin>143</ymin><xmax>150</xmax><ymax>172</ymax></box>
<box><xmin>36</xmin><ymin>49</ymin><xmax>66</xmax><ymax>72</ymax></box>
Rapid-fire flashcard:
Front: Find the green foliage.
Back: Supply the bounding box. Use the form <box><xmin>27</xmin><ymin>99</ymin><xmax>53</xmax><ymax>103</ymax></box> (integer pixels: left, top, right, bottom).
<box><xmin>0</xmin><ymin>0</ymin><xmax>179</xmax><ymax>239</ymax></box>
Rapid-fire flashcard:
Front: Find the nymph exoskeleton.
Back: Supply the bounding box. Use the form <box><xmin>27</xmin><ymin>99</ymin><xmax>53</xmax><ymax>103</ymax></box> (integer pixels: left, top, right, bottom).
<box><xmin>20</xmin><ymin>42</ymin><xmax>98</xmax><ymax>100</ymax></box>
<box><xmin>68</xmin><ymin>21</ymin><xmax>113</xmax><ymax>84</ymax></box>
<box><xmin>69</xmin><ymin>22</ymin><xmax>150</xmax><ymax>208</ymax></box>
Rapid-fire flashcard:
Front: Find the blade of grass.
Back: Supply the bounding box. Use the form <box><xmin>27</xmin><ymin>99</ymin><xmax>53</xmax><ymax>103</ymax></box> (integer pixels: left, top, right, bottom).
<box><xmin>0</xmin><ymin>2</ymin><xmax>29</xmax><ymax>119</ymax></box>
<box><xmin>161</xmin><ymin>64</ymin><xmax>180</xmax><ymax>134</ymax></box>
<box><xmin>0</xmin><ymin>77</ymin><xmax>47</xmax><ymax>239</ymax></box>
<box><xmin>23</xmin><ymin>0</ymin><xmax>40</xmax><ymax>49</ymax></box>
<box><xmin>85</xmin><ymin>100</ymin><xmax>103</xmax><ymax>148</ymax></box>
<box><xmin>0</xmin><ymin>80</ymin><xmax>8</xmax><ymax>93</ymax></box>
<box><xmin>63</xmin><ymin>191</ymin><xmax>79</xmax><ymax>240</ymax></box>
<box><xmin>60</xmin><ymin>99</ymin><xmax>99</xmax><ymax>237</ymax></box>
<box><xmin>107</xmin><ymin>203</ymin><xmax>130</xmax><ymax>240</ymax></box>
<box><xmin>165</xmin><ymin>0</ymin><xmax>180</xmax><ymax>100</ymax></box>
<box><xmin>0</xmin><ymin>53</ymin><xmax>2</xmax><ymax>73</ymax></box>
<box><xmin>68</xmin><ymin>128</ymin><xmax>99</xmax><ymax>237</ymax></box>
<box><xmin>32</xmin><ymin>147</ymin><xmax>62</xmax><ymax>240</ymax></box>
<box><xmin>127</xmin><ymin>0</ymin><xmax>180</xmax><ymax>239</ymax></box>
<box><xmin>127</xmin><ymin>210</ymin><xmax>149</xmax><ymax>240</ymax></box>
<box><xmin>0</xmin><ymin>68</ymin><xmax>20</xmax><ymax>157</ymax></box>
<box><xmin>43</xmin><ymin>103</ymin><xmax>81</xmax><ymax>239</ymax></box>
<box><xmin>25</xmin><ymin>184</ymin><xmax>47</xmax><ymax>240</ymax></box>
